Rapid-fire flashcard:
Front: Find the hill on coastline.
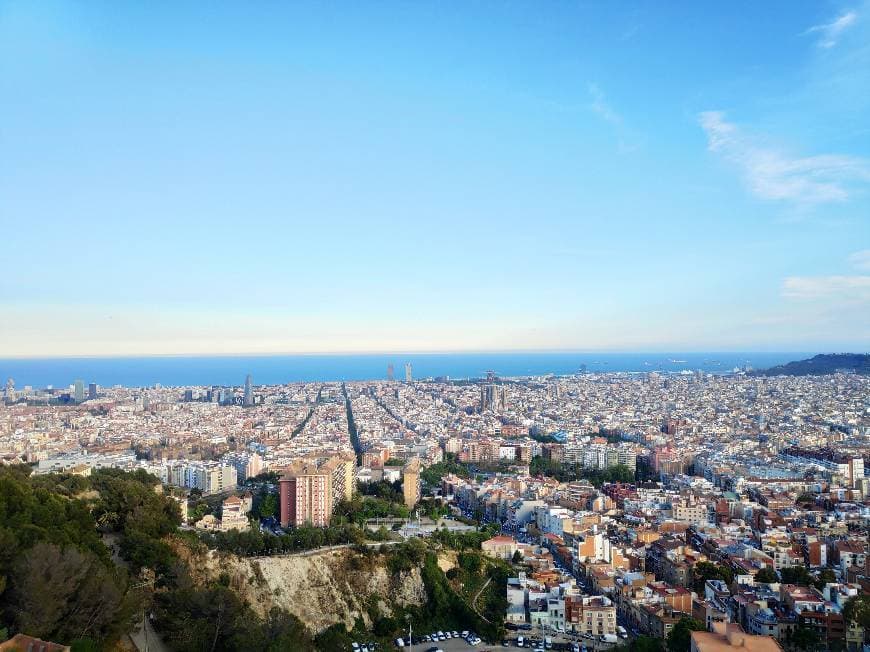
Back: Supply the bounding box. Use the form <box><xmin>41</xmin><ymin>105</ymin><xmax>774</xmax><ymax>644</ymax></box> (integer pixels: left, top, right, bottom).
<box><xmin>751</xmin><ymin>353</ymin><xmax>870</xmax><ymax>376</ymax></box>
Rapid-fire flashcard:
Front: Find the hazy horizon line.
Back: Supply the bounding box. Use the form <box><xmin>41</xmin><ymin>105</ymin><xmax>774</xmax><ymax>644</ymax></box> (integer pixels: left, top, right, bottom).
<box><xmin>0</xmin><ymin>348</ymin><xmax>834</xmax><ymax>361</ymax></box>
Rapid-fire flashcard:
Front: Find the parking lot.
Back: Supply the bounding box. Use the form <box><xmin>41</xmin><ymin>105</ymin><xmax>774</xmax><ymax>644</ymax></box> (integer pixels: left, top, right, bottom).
<box><xmin>401</xmin><ymin>634</ymin><xmax>621</xmax><ymax>652</ymax></box>
<box><xmin>398</xmin><ymin>630</ymin><xmax>485</xmax><ymax>652</ymax></box>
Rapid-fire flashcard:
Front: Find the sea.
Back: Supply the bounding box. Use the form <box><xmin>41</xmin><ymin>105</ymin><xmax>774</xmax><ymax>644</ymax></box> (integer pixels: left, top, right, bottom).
<box><xmin>0</xmin><ymin>352</ymin><xmax>810</xmax><ymax>389</ymax></box>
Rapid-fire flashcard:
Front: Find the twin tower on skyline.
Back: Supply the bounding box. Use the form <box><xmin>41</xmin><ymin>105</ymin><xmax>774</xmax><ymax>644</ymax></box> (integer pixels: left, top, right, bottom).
<box><xmin>386</xmin><ymin>362</ymin><xmax>413</xmax><ymax>383</ymax></box>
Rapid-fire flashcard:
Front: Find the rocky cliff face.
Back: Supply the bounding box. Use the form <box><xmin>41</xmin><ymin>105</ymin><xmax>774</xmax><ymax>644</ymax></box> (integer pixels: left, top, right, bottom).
<box><xmin>176</xmin><ymin>544</ymin><xmax>426</xmax><ymax>633</ymax></box>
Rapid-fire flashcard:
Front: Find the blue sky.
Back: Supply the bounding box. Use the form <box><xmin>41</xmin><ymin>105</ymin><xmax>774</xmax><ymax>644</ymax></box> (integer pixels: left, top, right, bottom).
<box><xmin>1</xmin><ymin>1</ymin><xmax>868</xmax><ymax>356</ymax></box>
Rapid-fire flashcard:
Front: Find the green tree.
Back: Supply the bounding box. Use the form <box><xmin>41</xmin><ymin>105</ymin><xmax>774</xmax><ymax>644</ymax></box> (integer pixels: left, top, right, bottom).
<box><xmin>153</xmin><ymin>578</ymin><xmax>255</xmax><ymax>651</ymax></box>
<box><xmin>814</xmin><ymin>568</ymin><xmax>836</xmax><ymax>590</ymax></box>
<box><xmin>512</xmin><ymin>550</ymin><xmax>524</xmax><ymax>564</ymax></box>
<box><xmin>843</xmin><ymin>595</ymin><xmax>870</xmax><ymax>629</ymax></box>
<box><xmin>780</xmin><ymin>566</ymin><xmax>814</xmax><ymax>586</ymax></box>
<box><xmin>8</xmin><ymin>542</ymin><xmax>140</xmax><ymax>645</ymax></box>
<box><xmin>666</xmin><ymin>617</ymin><xmax>705</xmax><ymax>652</ymax></box>
<box><xmin>631</xmin><ymin>636</ymin><xmax>664</xmax><ymax>652</ymax></box>
<box><xmin>259</xmin><ymin>493</ymin><xmax>278</xmax><ymax>518</ymax></box>
<box><xmin>263</xmin><ymin>607</ymin><xmax>313</xmax><ymax>651</ymax></box>
<box><xmin>528</xmin><ymin>457</ymin><xmax>635</xmax><ymax>486</ymax></box>
<box><xmin>692</xmin><ymin>561</ymin><xmax>734</xmax><ymax>593</ymax></box>
<box><xmin>458</xmin><ymin>552</ymin><xmax>482</xmax><ymax>574</ymax></box>
<box><xmin>612</xmin><ymin>636</ymin><xmax>664</xmax><ymax>652</ymax></box>
<box><xmin>790</xmin><ymin>626</ymin><xmax>821</xmax><ymax>650</ymax></box>
<box><xmin>420</xmin><ymin>454</ymin><xmax>471</xmax><ymax>485</ymax></box>
<box><xmin>755</xmin><ymin>567</ymin><xmax>777</xmax><ymax>583</ymax></box>
<box><xmin>314</xmin><ymin>623</ymin><xmax>354</xmax><ymax>651</ymax></box>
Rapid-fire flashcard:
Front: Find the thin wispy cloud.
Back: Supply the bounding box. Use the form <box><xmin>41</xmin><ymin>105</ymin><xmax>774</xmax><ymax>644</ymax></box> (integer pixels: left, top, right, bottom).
<box><xmin>699</xmin><ymin>111</ymin><xmax>870</xmax><ymax>205</ymax></box>
<box><xmin>621</xmin><ymin>24</ymin><xmax>641</xmax><ymax>41</ymax></box>
<box><xmin>782</xmin><ymin>275</ymin><xmax>870</xmax><ymax>301</ymax></box>
<box><xmin>803</xmin><ymin>10</ymin><xmax>858</xmax><ymax>48</ymax></box>
<box><xmin>848</xmin><ymin>249</ymin><xmax>870</xmax><ymax>270</ymax></box>
<box><xmin>588</xmin><ymin>83</ymin><xmax>642</xmax><ymax>153</ymax></box>
<box><xmin>588</xmin><ymin>83</ymin><xmax>622</xmax><ymax>125</ymax></box>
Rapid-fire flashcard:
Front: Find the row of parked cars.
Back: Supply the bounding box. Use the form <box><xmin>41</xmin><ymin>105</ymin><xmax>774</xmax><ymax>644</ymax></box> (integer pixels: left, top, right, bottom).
<box><xmin>351</xmin><ymin>642</ymin><xmax>379</xmax><ymax>652</ymax></box>
<box><xmin>514</xmin><ymin>635</ymin><xmax>555</xmax><ymax>649</ymax></box>
<box><xmin>394</xmin><ymin>629</ymin><xmax>482</xmax><ymax>648</ymax></box>
<box><xmin>509</xmin><ymin>642</ymin><xmax>587</xmax><ymax>652</ymax></box>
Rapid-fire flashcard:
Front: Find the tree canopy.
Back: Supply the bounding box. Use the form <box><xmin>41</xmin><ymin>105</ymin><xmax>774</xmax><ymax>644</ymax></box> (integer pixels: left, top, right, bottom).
<box><xmin>754</xmin><ymin>567</ymin><xmax>777</xmax><ymax>584</ymax></box>
<box><xmin>529</xmin><ymin>457</ymin><xmax>635</xmax><ymax>486</ymax></box>
<box><xmin>666</xmin><ymin>617</ymin><xmax>705</xmax><ymax>652</ymax></box>
<box><xmin>0</xmin><ymin>466</ymin><xmax>141</xmax><ymax>647</ymax></box>
<box><xmin>843</xmin><ymin>595</ymin><xmax>870</xmax><ymax>629</ymax></box>
<box><xmin>692</xmin><ymin>561</ymin><xmax>734</xmax><ymax>594</ymax></box>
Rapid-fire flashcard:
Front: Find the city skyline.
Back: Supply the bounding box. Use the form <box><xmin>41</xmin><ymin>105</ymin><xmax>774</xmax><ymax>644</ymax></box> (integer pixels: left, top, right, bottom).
<box><xmin>1</xmin><ymin>2</ymin><xmax>869</xmax><ymax>356</ymax></box>
<box><xmin>1</xmin><ymin>4</ymin><xmax>868</xmax><ymax>651</ymax></box>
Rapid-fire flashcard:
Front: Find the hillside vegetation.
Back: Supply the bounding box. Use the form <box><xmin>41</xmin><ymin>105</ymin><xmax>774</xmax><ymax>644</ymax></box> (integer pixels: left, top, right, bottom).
<box><xmin>752</xmin><ymin>353</ymin><xmax>870</xmax><ymax>376</ymax></box>
<box><xmin>0</xmin><ymin>466</ymin><xmax>314</xmax><ymax>650</ymax></box>
<box><xmin>0</xmin><ymin>465</ymin><xmax>510</xmax><ymax>651</ymax></box>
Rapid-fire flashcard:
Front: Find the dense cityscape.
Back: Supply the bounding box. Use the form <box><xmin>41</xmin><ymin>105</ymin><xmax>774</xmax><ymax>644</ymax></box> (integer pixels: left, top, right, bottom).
<box><xmin>1</xmin><ymin>362</ymin><xmax>868</xmax><ymax>652</ymax></box>
<box><xmin>3</xmin><ymin>1</ymin><xmax>870</xmax><ymax>651</ymax></box>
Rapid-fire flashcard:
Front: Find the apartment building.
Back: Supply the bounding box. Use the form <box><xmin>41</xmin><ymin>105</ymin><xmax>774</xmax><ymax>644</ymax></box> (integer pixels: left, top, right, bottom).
<box><xmin>165</xmin><ymin>461</ymin><xmax>238</xmax><ymax>495</ymax></box>
<box><xmin>322</xmin><ymin>453</ymin><xmax>356</xmax><ymax>506</ymax></box>
<box><xmin>482</xmin><ymin>535</ymin><xmax>519</xmax><ymax>560</ymax></box>
<box><xmin>672</xmin><ymin>500</ymin><xmax>709</xmax><ymax>526</ymax></box>
<box><xmin>221</xmin><ymin>450</ymin><xmax>265</xmax><ymax>483</ymax></box>
<box><xmin>403</xmin><ymin>457</ymin><xmax>421</xmax><ymax>509</ymax></box>
<box><xmin>279</xmin><ymin>461</ymin><xmax>333</xmax><ymax>527</ymax></box>
<box><xmin>565</xmin><ymin>594</ymin><xmax>617</xmax><ymax>636</ymax></box>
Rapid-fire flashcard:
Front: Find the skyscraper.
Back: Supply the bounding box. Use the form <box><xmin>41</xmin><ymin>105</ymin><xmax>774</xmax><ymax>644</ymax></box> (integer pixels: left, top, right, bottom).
<box><xmin>74</xmin><ymin>379</ymin><xmax>85</xmax><ymax>402</ymax></box>
<box><xmin>4</xmin><ymin>378</ymin><xmax>14</xmax><ymax>402</ymax></box>
<box><xmin>386</xmin><ymin>364</ymin><xmax>394</xmax><ymax>381</ymax></box>
<box><xmin>404</xmin><ymin>362</ymin><xmax>413</xmax><ymax>383</ymax></box>
<box><xmin>88</xmin><ymin>383</ymin><xmax>97</xmax><ymax>400</ymax></box>
<box><xmin>244</xmin><ymin>374</ymin><xmax>253</xmax><ymax>407</ymax></box>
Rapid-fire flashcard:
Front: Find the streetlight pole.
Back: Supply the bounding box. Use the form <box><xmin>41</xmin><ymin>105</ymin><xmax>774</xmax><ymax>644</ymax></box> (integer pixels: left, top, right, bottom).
<box><xmin>130</xmin><ymin>577</ymin><xmax>154</xmax><ymax>652</ymax></box>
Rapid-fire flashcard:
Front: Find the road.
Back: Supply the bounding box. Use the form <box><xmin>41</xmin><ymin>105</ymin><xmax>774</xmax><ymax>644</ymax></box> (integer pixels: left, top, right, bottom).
<box><xmin>128</xmin><ymin>617</ymin><xmax>169</xmax><ymax>652</ymax></box>
<box><xmin>103</xmin><ymin>533</ymin><xmax>171</xmax><ymax>652</ymax></box>
<box><xmin>250</xmin><ymin>539</ymin><xmax>404</xmax><ymax>560</ymax></box>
